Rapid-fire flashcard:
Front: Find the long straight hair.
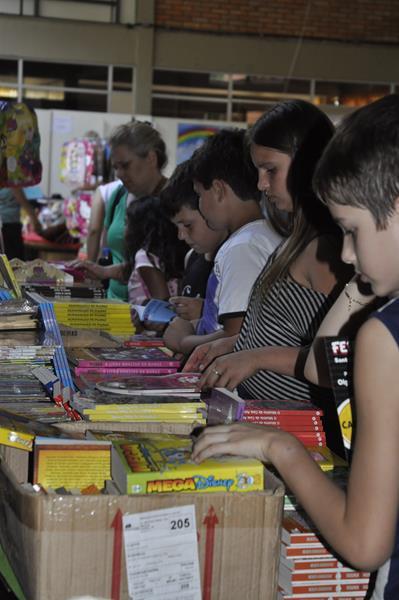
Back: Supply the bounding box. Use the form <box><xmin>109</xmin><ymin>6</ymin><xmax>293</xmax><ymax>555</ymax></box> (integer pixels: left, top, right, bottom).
<box><xmin>248</xmin><ymin>100</ymin><xmax>337</xmax><ymax>295</ymax></box>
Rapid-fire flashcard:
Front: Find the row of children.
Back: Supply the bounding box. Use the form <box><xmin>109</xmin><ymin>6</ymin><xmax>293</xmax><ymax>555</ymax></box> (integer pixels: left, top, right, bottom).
<box><xmin>76</xmin><ymin>94</ymin><xmax>399</xmax><ymax>598</ymax></box>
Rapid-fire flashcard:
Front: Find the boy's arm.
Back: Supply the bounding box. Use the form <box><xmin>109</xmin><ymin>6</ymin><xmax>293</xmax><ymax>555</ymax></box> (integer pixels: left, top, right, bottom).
<box><xmin>304</xmin><ymin>276</ymin><xmax>376</xmax><ymax>386</ymax></box>
<box><xmin>164</xmin><ymin>313</ymin><xmax>243</xmax><ymax>355</ymax></box>
<box><xmin>194</xmin><ymin>318</ymin><xmax>399</xmax><ymax>571</ymax></box>
<box><xmin>163</xmin><ymin>316</ymin><xmax>227</xmax><ymax>354</ymax></box>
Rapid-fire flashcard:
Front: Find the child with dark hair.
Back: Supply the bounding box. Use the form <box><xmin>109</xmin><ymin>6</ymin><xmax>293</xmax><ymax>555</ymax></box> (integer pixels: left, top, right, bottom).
<box><xmin>194</xmin><ymin>94</ymin><xmax>399</xmax><ymax>600</ymax></box>
<box><xmin>163</xmin><ymin>129</ymin><xmax>281</xmax><ymax>354</ymax></box>
<box><xmin>124</xmin><ymin>195</ymin><xmax>187</xmax><ymax>305</ymax></box>
<box><xmin>186</xmin><ymin>100</ymin><xmax>352</xmax><ymax>404</ymax></box>
<box><xmin>161</xmin><ymin>160</ymin><xmax>226</xmax><ymax>320</ymax></box>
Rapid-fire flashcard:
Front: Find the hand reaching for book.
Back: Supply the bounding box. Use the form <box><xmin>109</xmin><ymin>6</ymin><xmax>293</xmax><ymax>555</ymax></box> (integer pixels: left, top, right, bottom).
<box><xmin>182</xmin><ymin>335</ymin><xmax>237</xmax><ymax>373</ymax></box>
<box><xmin>169</xmin><ymin>296</ymin><xmax>204</xmax><ymax>321</ymax></box>
<box><xmin>192</xmin><ymin>423</ymin><xmax>294</xmax><ymax>465</ymax></box>
<box><xmin>196</xmin><ymin>348</ymin><xmax>261</xmax><ymax>391</ymax></box>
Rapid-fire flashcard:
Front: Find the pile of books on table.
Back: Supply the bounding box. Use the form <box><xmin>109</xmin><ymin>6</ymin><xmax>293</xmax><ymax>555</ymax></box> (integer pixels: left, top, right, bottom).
<box><xmin>278</xmin><ymin>509</ymin><xmax>370</xmax><ymax>599</ymax></box>
<box><xmin>241</xmin><ymin>398</ymin><xmax>327</xmax><ymax>447</ymax></box>
<box><xmin>72</xmin><ymin>372</ymin><xmax>206</xmax><ymax>425</ymax></box>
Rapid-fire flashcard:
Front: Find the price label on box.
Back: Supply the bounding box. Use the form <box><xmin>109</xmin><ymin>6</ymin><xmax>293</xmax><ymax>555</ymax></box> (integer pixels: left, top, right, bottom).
<box><xmin>123</xmin><ymin>504</ymin><xmax>201</xmax><ymax>600</ymax></box>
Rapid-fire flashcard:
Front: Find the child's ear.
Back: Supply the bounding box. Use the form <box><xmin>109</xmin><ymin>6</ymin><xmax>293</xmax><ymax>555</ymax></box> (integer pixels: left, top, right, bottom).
<box><xmin>211</xmin><ymin>179</ymin><xmax>225</xmax><ymax>202</ymax></box>
<box><xmin>394</xmin><ymin>196</ymin><xmax>399</xmax><ymax>214</ymax></box>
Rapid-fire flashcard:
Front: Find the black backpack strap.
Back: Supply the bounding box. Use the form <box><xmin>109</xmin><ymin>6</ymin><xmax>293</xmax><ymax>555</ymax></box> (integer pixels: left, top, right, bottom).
<box><xmin>108</xmin><ymin>184</ymin><xmax>127</xmax><ymax>227</ymax></box>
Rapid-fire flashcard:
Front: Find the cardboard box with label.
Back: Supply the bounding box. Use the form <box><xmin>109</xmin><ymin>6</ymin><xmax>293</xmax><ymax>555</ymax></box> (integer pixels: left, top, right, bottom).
<box><xmin>0</xmin><ymin>426</ymin><xmax>284</xmax><ymax>600</ymax></box>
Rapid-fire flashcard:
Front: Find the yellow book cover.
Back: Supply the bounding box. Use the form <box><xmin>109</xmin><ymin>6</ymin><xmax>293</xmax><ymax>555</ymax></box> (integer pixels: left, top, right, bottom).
<box><xmin>33</xmin><ymin>437</ymin><xmax>111</xmax><ymax>491</ymax></box>
<box><xmin>0</xmin><ymin>254</ymin><xmax>22</xmax><ymax>298</ymax></box>
<box><xmin>0</xmin><ymin>409</ymin><xmax>69</xmax><ymax>452</ymax></box>
<box><xmin>111</xmin><ymin>432</ymin><xmax>264</xmax><ymax>494</ymax></box>
<box><xmin>307</xmin><ymin>447</ymin><xmax>348</xmax><ymax>472</ymax></box>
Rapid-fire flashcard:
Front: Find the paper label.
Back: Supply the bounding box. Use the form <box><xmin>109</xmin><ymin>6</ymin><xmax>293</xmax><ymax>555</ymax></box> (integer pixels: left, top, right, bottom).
<box><xmin>123</xmin><ymin>504</ymin><xmax>201</xmax><ymax>600</ymax></box>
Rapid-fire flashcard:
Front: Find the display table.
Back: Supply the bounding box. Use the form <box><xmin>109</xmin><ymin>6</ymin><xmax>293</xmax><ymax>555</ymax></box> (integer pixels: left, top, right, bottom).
<box><xmin>23</xmin><ymin>231</ymin><xmax>81</xmax><ymax>261</ymax></box>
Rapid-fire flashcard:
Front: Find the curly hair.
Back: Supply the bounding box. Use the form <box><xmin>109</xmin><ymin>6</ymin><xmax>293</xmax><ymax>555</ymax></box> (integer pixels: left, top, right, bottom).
<box><xmin>124</xmin><ymin>196</ymin><xmax>187</xmax><ymax>281</ymax></box>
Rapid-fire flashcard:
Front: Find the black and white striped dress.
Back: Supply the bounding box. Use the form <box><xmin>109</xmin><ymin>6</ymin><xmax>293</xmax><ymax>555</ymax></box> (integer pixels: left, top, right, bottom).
<box><xmin>235</xmin><ymin>267</ymin><xmax>333</xmax><ymax>403</ymax></box>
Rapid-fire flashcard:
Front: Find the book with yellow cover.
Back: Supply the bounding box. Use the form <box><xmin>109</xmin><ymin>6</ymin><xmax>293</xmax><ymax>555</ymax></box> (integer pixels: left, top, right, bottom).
<box><xmin>111</xmin><ymin>432</ymin><xmax>264</xmax><ymax>495</ymax></box>
<box><xmin>33</xmin><ymin>437</ymin><xmax>111</xmax><ymax>491</ymax></box>
<box><xmin>0</xmin><ymin>408</ymin><xmax>69</xmax><ymax>451</ymax></box>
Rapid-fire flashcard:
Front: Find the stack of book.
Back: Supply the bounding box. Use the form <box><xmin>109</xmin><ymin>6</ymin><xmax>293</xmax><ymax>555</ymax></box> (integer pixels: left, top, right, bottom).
<box><xmin>278</xmin><ymin>510</ymin><xmax>370</xmax><ymax>599</ymax></box>
<box><xmin>0</xmin><ymin>298</ymin><xmax>38</xmax><ymax>330</ymax></box>
<box><xmin>67</xmin><ymin>346</ymin><xmax>181</xmax><ymax>376</ymax></box>
<box><xmin>22</xmin><ymin>283</ymin><xmax>107</xmax><ymax>300</ymax></box>
<box><xmin>52</xmin><ymin>298</ymin><xmax>135</xmax><ymax>335</ymax></box>
<box><xmin>71</xmin><ymin>389</ymin><xmax>206</xmax><ymax>424</ymax></box>
<box><xmin>241</xmin><ymin>398</ymin><xmax>327</xmax><ymax>447</ymax></box>
<box><xmin>72</xmin><ymin>372</ymin><xmax>204</xmax><ymax>425</ymax></box>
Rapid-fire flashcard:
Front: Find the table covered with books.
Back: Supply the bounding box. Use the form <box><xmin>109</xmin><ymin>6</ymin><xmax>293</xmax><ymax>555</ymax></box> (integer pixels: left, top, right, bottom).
<box><xmin>0</xmin><ymin>255</ymin><xmax>370</xmax><ymax>600</ymax></box>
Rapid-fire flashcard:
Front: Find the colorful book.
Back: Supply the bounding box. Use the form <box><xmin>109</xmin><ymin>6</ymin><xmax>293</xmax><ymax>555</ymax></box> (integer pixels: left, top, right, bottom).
<box><xmin>133</xmin><ymin>299</ymin><xmax>176</xmax><ymax>324</ymax></box>
<box><xmin>243</xmin><ymin>398</ymin><xmax>323</xmax><ymax>416</ymax></box>
<box><xmin>67</xmin><ymin>346</ymin><xmax>181</xmax><ymax>369</ymax></box>
<box><xmin>123</xmin><ymin>335</ymin><xmax>165</xmax><ymax>348</ymax></box>
<box><xmin>75</xmin><ymin>366</ymin><xmax>177</xmax><ymax>376</ymax></box>
<box><xmin>96</xmin><ymin>372</ymin><xmax>201</xmax><ymax>397</ymax></box>
<box><xmin>0</xmin><ymin>408</ymin><xmax>72</xmax><ymax>451</ymax></box>
<box><xmin>33</xmin><ymin>437</ymin><xmax>111</xmax><ymax>491</ymax></box>
<box><xmin>111</xmin><ymin>432</ymin><xmax>264</xmax><ymax>494</ymax></box>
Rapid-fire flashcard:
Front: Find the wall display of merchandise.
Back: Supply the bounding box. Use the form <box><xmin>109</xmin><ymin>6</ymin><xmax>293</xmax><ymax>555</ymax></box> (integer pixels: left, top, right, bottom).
<box><xmin>60</xmin><ymin>135</ymin><xmax>112</xmax><ymax>240</ymax></box>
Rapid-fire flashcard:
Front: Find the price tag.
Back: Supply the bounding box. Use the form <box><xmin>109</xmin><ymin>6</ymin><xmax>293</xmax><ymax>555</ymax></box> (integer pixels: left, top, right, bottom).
<box><xmin>123</xmin><ymin>504</ymin><xmax>201</xmax><ymax>600</ymax></box>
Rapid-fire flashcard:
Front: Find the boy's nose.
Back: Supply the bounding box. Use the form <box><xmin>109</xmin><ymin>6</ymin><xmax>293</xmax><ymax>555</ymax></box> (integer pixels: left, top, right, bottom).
<box><xmin>341</xmin><ymin>235</ymin><xmax>356</xmax><ymax>265</ymax></box>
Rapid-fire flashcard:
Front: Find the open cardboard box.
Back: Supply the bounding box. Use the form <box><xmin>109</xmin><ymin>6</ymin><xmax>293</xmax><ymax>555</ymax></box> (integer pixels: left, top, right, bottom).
<box><xmin>0</xmin><ymin>424</ymin><xmax>284</xmax><ymax>600</ymax></box>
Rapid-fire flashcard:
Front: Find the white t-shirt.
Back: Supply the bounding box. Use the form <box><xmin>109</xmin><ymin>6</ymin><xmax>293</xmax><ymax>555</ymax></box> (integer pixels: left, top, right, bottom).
<box><xmin>128</xmin><ymin>249</ymin><xmax>179</xmax><ymax>305</ymax></box>
<box><xmin>214</xmin><ymin>219</ymin><xmax>281</xmax><ymax>321</ymax></box>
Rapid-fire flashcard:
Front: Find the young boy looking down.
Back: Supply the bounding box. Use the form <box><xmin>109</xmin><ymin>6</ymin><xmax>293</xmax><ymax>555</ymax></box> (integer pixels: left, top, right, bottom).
<box><xmin>163</xmin><ymin>129</ymin><xmax>281</xmax><ymax>354</ymax></box>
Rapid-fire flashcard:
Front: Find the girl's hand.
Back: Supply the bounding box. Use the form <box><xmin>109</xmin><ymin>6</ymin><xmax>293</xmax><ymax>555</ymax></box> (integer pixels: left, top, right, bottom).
<box><xmin>198</xmin><ymin>349</ymin><xmax>261</xmax><ymax>391</ymax></box>
<box><xmin>70</xmin><ymin>260</ymin><xmax>107</xmax><ymax>280</ymax></box>
<box><xmin>169</xmin><ymin>296</ymin><xmax>204</xmax><ymax>321</ymax></box>
<box><xmin>183</xmin><ymin>336</ymin><xmax>237</xmax><ymax>373</ymax></box>
<box><xmin>192</xmin><ymin>423</ymin><xmax>290</xmax><ymax>464</ymax></box>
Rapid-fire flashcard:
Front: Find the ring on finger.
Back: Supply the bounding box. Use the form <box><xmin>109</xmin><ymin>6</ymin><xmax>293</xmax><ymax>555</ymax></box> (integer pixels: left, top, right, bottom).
<box><xmin>213</xmin><ymin>368</ymin><xmax>221</xmax><ymax>377</ymax></box>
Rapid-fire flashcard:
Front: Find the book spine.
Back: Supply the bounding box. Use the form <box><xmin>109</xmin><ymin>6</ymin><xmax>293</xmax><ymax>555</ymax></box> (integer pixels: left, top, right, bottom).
<box><xmin>288</xmin><ymin>570</ymin><xmax>369</xmax><ymax>582</ymax></box>
<box><xmin>285</xmin><ymin>582</ymin><xmax>369</xmax><ymax>594</ymax></box>
<box><xmin>75</xmin><ymin>367</ymin><xmax>177</xmax><ymax>375</ymax></box>
<box><xmin>282</xmin><ymin>545</ymin><xmax>330</xmax><ymax>558</ymax></box>
<box><xmin>77</xmin><ymin>360</ymin><xmax>180</xmax><ymax>368</ymax></box>
<box><xmin>281</xmin><ymin>557</ymin><xmax>343</xmax><ymax>571</ymax></box>
<box><xmin>123</xmin><ymin>340</ymin><xmax>165</xmax><ymax>347</ymax></box>
<box><xmin>282</xmin><ymin>532</ymin><xmax>319</xmax><ymax>545</ymax></box>
<box><xmin>243</xmin><ymin>408</ymin><xmax>322</xmax><ymax>417</ymax></box>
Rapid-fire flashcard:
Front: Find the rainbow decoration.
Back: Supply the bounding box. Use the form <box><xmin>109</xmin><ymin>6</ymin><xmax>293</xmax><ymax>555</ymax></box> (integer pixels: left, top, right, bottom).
<box><xmin>176</xmin><ymin>123</ymin><xmax>222</xmax><ymax>164</ymax></box>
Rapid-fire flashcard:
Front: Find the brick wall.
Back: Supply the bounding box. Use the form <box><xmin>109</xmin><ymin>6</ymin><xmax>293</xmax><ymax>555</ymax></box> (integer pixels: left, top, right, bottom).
<box><xmin>154</xmin><ymin>0</ymin><xmax>399</xmax><ymax>44</ymax></box>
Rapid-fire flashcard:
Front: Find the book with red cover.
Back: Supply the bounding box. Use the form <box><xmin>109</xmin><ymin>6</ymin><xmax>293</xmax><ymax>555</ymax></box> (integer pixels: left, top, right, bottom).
<box><xmin>280</xmin><ymin>556</ymin><xmax>345</xmax><ymax>571</ymax></box>
<box><xmin>280</xmin><ymin>564</ymin><xmax>369</xmax><ymax>582</ymax></box>
<box><xmin>123</xmin><ymin>335</ymin><xmax>165</xmax><ymax>348</ymax></box>
<box><xmin>279</xmin><ymin>580</ymin><xmax>369</xmax><ymax>595</ymax></box>
<box><xmin>95</xmin><ymin>372</ymin><xmax>201</xmax><ymax>396</ymax></box>
<box><xmin>242</xmin><ymin>418</ymin><xmax>324</xmax><ymax>431</ymax></box>
<box><xmin>243</xmin><ymin>398</ymin><xmax>323</xmax><ymax>417</ymax></box>
<box><xmin>67</xmin><ymin>346</ymin><xmax>180</xmax><ymax>369</ymax></box>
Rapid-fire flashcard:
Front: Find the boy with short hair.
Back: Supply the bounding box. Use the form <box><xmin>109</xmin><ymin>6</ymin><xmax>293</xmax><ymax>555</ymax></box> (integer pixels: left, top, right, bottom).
<box><xmin>193</xmin><ymin>94</ymin><xmax>399</xmax><ymax>599</ymax></box>
<box><xmin>163</xmin><ymin>129</ymin><xmax>281</xmax><ymax>354</ymax></box>
<box><xmin>161</xmin><ymin>160</ymin><xmax>226</xmax><ymax>322</ymax></box>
